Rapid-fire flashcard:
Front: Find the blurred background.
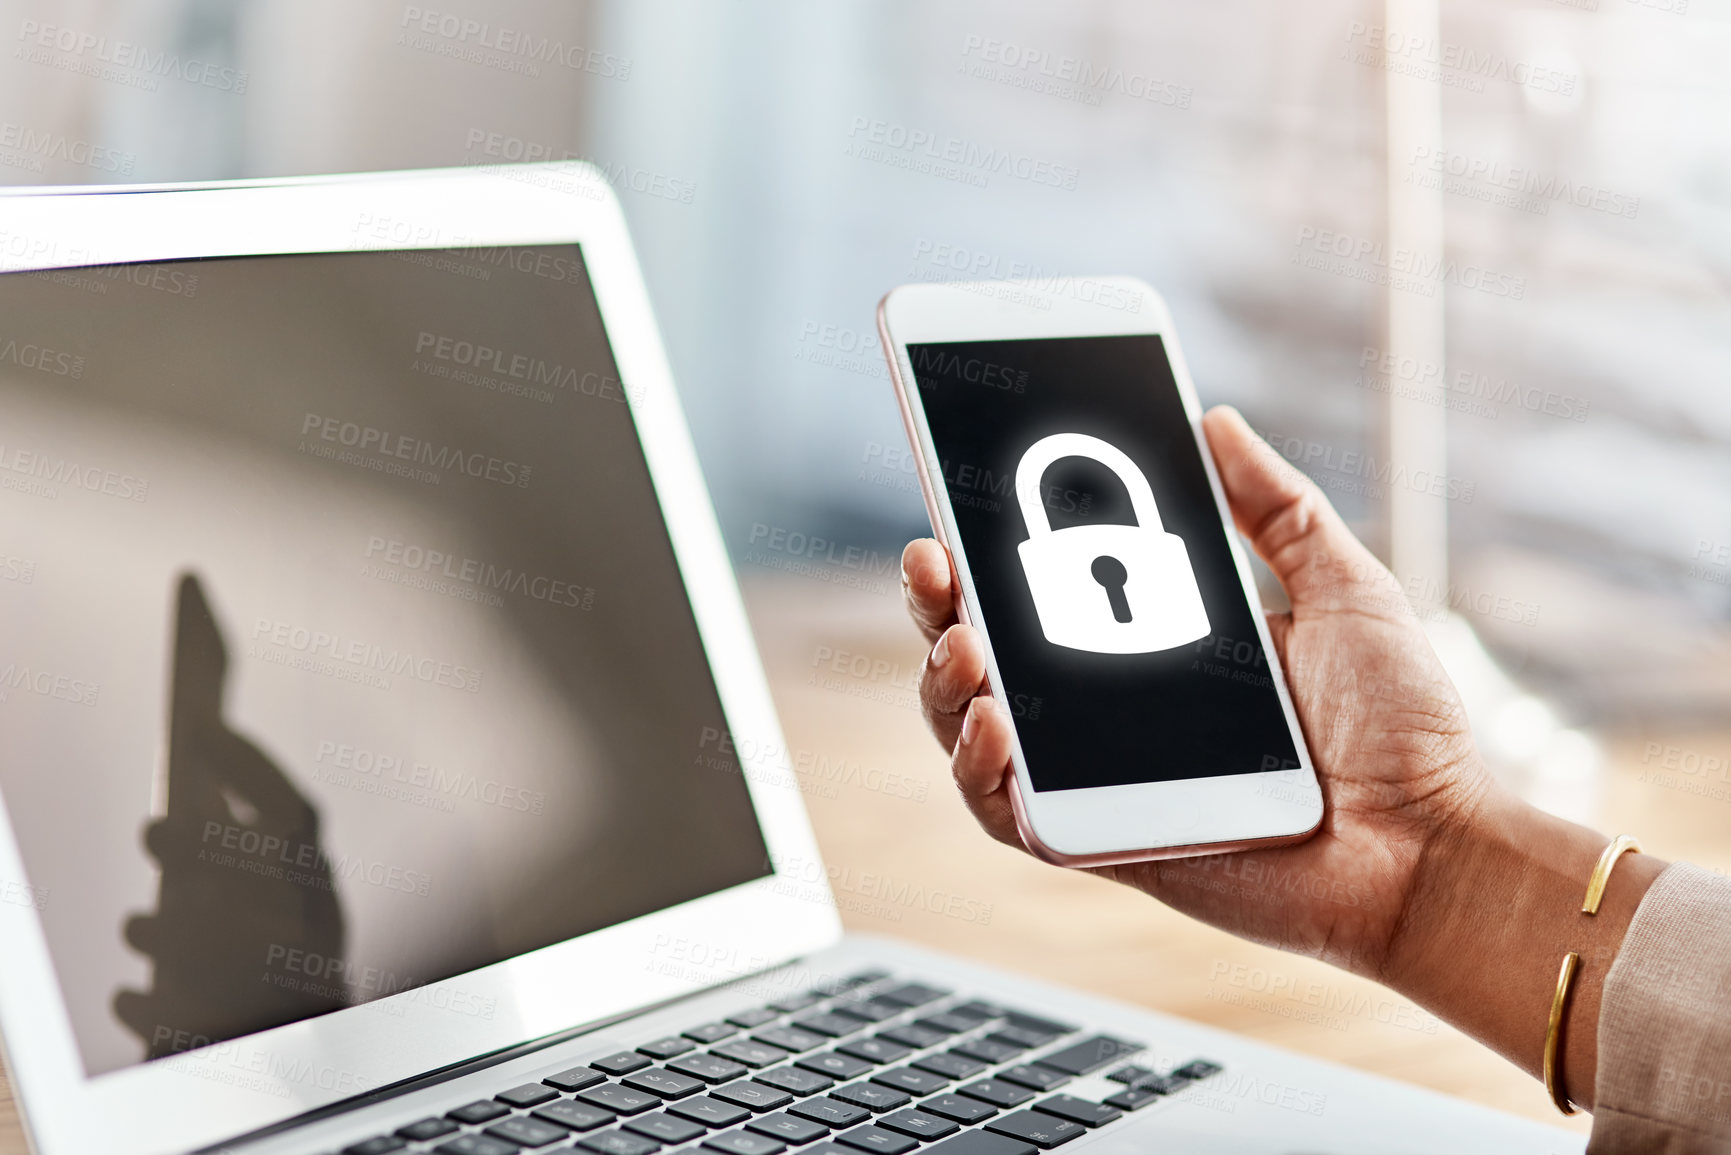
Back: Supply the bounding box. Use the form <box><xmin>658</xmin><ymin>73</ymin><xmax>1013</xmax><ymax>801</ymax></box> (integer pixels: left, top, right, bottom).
<box><xmin>3</xmin><ymin>0</ymin><xmax>1729</xmax><ymax>1134</ymax></box>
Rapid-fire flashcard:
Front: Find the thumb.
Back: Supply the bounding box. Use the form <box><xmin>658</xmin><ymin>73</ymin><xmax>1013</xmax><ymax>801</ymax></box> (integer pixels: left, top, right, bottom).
<box><xmin>1201</xmin><ymin>405</ymin><xmax>1397</xmax><ymax>616</ymax></box>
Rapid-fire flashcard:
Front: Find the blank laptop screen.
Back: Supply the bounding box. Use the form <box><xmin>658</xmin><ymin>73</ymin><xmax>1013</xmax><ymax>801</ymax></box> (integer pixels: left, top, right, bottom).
<box><xmin>0</xmin><ymin>244</ymin><xmax>770</xmax><ymax>1076</ymax></box>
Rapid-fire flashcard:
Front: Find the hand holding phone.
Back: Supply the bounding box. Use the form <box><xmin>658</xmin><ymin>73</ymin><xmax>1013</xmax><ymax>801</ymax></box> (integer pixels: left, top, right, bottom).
<box><xmin>902</xmin><ymin>398</ymin><xmax>1500</xmax><ymax>975</ymax></box>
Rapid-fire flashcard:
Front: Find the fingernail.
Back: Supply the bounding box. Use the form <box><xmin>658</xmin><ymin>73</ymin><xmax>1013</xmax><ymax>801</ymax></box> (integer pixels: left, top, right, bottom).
<box><xmin>930</xmin><ymin>629</ymin><xmax>953</xmax><ymax>669</ymax></box>
<box><xmin>960</xmin><ymin>699</ymin><xmax>980</xmax><ymax>745</ymax></box>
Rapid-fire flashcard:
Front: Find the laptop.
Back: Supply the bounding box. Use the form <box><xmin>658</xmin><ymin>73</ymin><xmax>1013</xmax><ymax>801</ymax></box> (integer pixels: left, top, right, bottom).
<box><xmin>0</xmin><ymin>163</ymin><xmax>1579</xmax><ymax>1155</ymax></box>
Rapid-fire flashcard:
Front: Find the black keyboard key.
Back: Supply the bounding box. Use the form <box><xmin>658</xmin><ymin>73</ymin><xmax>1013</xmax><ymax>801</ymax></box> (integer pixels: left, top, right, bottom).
<box><xmin>546</xmin><ymin>1066</ymin><xmax>609</xmax><ymax>1092</ymax></box>
<box><xmin>834</xmin><ymin>1126</ymin><xmax>916</xmax><ymax>1154</ymax></box>
<box><xmin>914</xmin><ymin>1014</ymin><xmax>975</xmax><ymax>1035</ymax></box>
<box><xmin>670</xmin><ymin>1053</ymin><xmax>752</xmax><ymax>1083</ymax></box>
<box><xmin>498</xmin><ymin>1083</ymin><xmax>561</xmax><ymax>1108</ymax></box>
<box><xmin>638</xmin><ymin>1036</ymin><xmax>696</xmax><ymax>1060</ymax></box>
<box><xmin>728</xmin><ymin>1009</ymin><xmax>780</xmax><ymax>1029</ymax></box>
<box><xmin>577</xmin><ymin>1084</ymin><xmax>662</xmax><ymax>1115</ymax></box>
<box><xmin>435</xmin><ymin>1138</ymin><xmax>518</xmax><ymax>1155</ymax></box>
<box><xmin>988</xmin><ymin>1028</ymin><xmax>1055</xmax><ymax>1050</ymax></box>
<box><xmin>796</xmin><ymin>1053</ymin><xmax>873</xmax><ymax>1080</ymax></box>
<box><xmin>787</xmin><ymin>1097</ymin><xmax>872</xmax><ymax>1128</ymax></box>
<box><xmin>870</xmin><ymin>1068</ymin><xmax>947</xmax><ymax>1095</ymax></box>
<box><xmin>1030</xmin><ymin>1096</ymin><xmax>1119</xmax><ymax>1129</ymax></box>
<box><xmin>836</xmin><ymin>1038</ymin><xmax>910</xmax><ymax>1065</ymax></box>
<box><xmin>951</xmin><ymin>1039</ymin><xmax>1020</xmax><ymax>1065</ymax></box>
<box><xmin>1174</xmin><ymin>1059</ymin><xmax>1223</xmax><ymax>1080</ymax></box>
<box><xmin>746</xmin><ymin>1112</ymin><xmax>830</xmax><ymax>1144</ymax></box>
<box><xmin>712</xmin><ymin>1081</ymin><xmax>796</xmax><ymax>1112</ymax></box>
<box><xmin>343</xmin><ymin>1138</ymin><xmax>404</xmax><ymax>1155</ymax></box>
<box><xmin>875</xmin><ymin>984</ymin><xmax>948</xmax><ymax>1008</ymax></box>
<box><xmin>486</xmin><ymin>1118</ymin><xmax>572</xmax><ymax>1148</ymax></box>
<box><xmin>756</xmin><ymin>1065</ymin><xmax>835</xmax><ymax>1096</ymax></box>
<box><xmin>831</xmin><ymin>1084</ymin><xmax>910</xmax><ymax>1113</ymax></box>
<box><xmin>957</xmin><ymin>1081</ymin><xmax>1034</xmax><ymax>1110</ymax></box>
<box><xmin>577</xmin><ymin>1132</ymin><xmax>661</xmax><ymax>1155</ymax></box>
<box><xmin>945</xmin><ymin>1002</ymin><xmax>1001</xmax><ymax>1023</ymax></box>
<box><xmin>769</xmin><ymin>991</ymin><xmax>826</xmax><ymax>1013</ymax></box>
<box><xmin>668</xmin><ymin>1096</ymin><xmax>753</xmax><ymax>1128</ymax></box>
<box><xmin>830</xmin><ymin>999</ymin><xmax>903</xmax><ymax>1024</ymax></box>
<box><xmin>1030</xmin><ymin>1037</ymin><xmax>1140</xmax><ymax>1077</ymax></box>
<box><xmin>928</xmin><ymin>1135</ymin><xmax>1035</xmax><ymax>1155</ymax></box>
<box><xmin>1104</xmin><ymin>1065</ymin><xmax>1152</xmax><ymax>1085</ymax></box>
<box><xmin>998</xmin><ymin>1012</ymin><xmax>1075</xmax><ymax>1037</ymax></box>
<box><xmin>918</xmin><ymin>1094</ymin><xmax>997</xmax><ymax>1124</ymax></box>
<box><xmin>1101</xmin><ymin>1087</ymin><xmax>1160</xmax><ymax>1112</ymax></box>
<box><xmin>715</xmin><ymin>1040</ymin><xmax>792</xmax><ymax>1068</ymax></box>
<box><xmin>841</xmin><ymin>969</ymin><xmax>892</xmax><ymax>987</ymax></box>
<box><xmin>755</xmin><ymin>1026</ymin><xmax>828</xmax><ymax>1053</ymax></box>
<box><xmin>593</xmin><ymin>1051</ymin><xmax>654</xmax><ymax>1076</ymax></box>
<box><xmin>686</xmin><ymin>1022</ymin><xmax>738</xmax><ymax>1044</ymax></box>
<box><xmin>624</xmin><ymin>1068</ymin><xmax>706</xmax><ymax>1100</ymax></box>
<box><xmin>449</xmin><ymin>1101</ymin><xmax>513</xmax><ymax>1125</ymax></box>
<box><xmin>1128</xmin><ymin>1072</ymin><xmax>1188</xmax><ymax>1094</ymax></box>
<box><xmin>877</xmin><ymin>1110</ymin><xmax>958</xmax><ymax>1141</ymax></box>
<box><xmin>878</xmin><ymin>1024</ymin><xmax>947</xmax><ymax>1050</ymax></box>
<box><xmin>534</xmin><ymin>1101</ymin><xmax>617</xmax><ymax>1132</ymax></box>
<box><xmin>794</xmin><ymin>1014</ymin><xmax>866</xmax><ymax>1038</ymax></box>
<box><xmin>624</xmin><ymin>1113</ymin><xmax>707</xmax><ymax>1144</ymax></box>
<box><xmin>984</xmin><ymin>1112</ymin><xmax>1084</xmax><ymax>1149</ymax></box>
<box><xmin>996</xmin><ymin>1066</ymin><xmax>1068</xmax><ymax>1092</ymax></box>
<box><xmin>912</xmin><ymin>1053</ymin><xmax>986</xmax><ymax>1080</ymax></box>
<box><xmin>703</xmin><ymin>1130</ymin><xmax>788</xmax><ymax>1155</ymax></box>
<box><xmin>397</xmin><ymin>1119</ymin><xmax>460</xmax><ymax>1142</ymax></box>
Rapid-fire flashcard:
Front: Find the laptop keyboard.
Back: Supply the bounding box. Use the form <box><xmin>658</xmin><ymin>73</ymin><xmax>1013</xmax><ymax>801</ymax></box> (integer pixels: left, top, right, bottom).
<box><xmin>327</xmin><ymin>970</ymin><xmax>1222</xmax><ymax>1155</ymax></box>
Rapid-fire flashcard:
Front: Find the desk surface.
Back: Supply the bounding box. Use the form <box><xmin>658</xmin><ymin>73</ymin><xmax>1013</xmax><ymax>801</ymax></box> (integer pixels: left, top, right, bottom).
<box><xmin>4</xmin><ymin>577</ymin><xmax>1726</xmax><ymax>1153</ymax></box>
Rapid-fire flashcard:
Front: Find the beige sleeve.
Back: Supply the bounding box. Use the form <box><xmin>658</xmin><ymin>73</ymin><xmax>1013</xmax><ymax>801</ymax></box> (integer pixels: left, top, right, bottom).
<box><xmin>1589</xmin><ymin>862</ymin><xmax>1731</xmax><ymax>1154</ymax></box>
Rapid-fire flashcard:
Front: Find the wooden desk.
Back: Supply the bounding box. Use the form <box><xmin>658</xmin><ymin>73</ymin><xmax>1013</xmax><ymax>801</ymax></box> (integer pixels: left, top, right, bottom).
<box><xmin>3</xmin><ymin>576</ymin><xmax>1725</xmax><ymax>1151</ymax></box>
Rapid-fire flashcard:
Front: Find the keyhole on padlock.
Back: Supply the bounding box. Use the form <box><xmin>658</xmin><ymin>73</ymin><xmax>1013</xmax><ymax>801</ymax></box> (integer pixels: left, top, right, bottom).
<box><xmin>1090</xmin><ymin>555</ymin><xmax>1132</xmax><ymax>624</ymax></box>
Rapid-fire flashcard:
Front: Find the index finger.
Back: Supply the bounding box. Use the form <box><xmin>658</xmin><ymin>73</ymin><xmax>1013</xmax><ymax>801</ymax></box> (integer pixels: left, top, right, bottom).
<box><xmin>901</xmin><ymin>538</ymin><xmax>958</xmax><ymax>643</ymax></box>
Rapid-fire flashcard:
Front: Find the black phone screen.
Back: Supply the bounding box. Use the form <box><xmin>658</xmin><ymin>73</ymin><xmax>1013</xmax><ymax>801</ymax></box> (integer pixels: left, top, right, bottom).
<box><xmin>908</xmin><ymin>334</ymin><xmax>1300</xmax><ymax>793</ymax></box>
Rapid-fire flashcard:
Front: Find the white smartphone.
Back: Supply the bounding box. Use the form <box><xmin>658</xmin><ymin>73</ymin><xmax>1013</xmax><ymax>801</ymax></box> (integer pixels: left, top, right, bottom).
<box><xmin>877</xmin><ymin>276</ymin><xmax>1323</xmax><ymax>865</ymax></box>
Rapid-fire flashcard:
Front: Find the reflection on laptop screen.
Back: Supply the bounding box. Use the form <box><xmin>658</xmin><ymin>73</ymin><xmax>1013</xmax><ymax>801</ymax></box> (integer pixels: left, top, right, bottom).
<box><xmin>0</xmin><ymin>245</ymin><xmax>770</xmax><ymax>1077</ymax></box>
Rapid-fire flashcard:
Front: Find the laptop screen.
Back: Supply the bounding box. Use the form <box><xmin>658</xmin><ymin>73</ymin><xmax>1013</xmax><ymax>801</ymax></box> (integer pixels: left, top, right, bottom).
<box><xmin>0</xmin><ymin>245</ymin><xmax>771</xmax><ymax>1078</ymax></box>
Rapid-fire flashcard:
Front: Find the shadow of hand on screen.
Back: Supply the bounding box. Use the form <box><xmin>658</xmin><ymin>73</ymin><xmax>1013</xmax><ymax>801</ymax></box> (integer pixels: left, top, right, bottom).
<box><xmin>114</xmin><ymin>574</ymin><xmax>349</xmax><ymax>1060</ymax></box>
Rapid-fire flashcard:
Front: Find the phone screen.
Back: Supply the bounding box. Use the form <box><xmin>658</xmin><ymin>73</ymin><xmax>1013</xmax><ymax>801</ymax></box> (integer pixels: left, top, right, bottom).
<box><xmin>908</xmin><ymin>334</ymin><xmax>1301</xmax><ymax>793</ymax></box>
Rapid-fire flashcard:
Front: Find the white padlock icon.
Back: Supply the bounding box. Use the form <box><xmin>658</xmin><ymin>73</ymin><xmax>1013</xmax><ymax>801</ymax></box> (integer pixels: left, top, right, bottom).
<box><xmin>1014</xmin><ymin>432</ymin><xmax>1211</xmax><ymax>654</ymax></box>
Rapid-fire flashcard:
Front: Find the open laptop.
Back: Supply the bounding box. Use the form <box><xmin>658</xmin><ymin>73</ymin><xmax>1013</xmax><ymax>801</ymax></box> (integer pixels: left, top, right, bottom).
<box><xmin>0</xmin><ymin>164</ymin><xmax>1579</xmax><ymax>1155</ymax></box>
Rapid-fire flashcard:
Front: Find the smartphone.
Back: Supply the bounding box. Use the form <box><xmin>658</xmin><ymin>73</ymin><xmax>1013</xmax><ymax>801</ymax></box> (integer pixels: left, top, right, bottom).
<box><xmin>877</xmin><ymin>276</ymin><xmax>1322</xmax><ymax>865</ymax></box>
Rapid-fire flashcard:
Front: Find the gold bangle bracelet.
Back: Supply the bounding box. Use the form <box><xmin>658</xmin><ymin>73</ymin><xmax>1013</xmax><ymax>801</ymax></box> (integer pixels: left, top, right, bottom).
<box><xmin>1544</xmin><ymin>951</ymin><xmax>1581</xmax><ymax>1115</ymax></box>
<box><xmin>1583</xmin><ymin>835</ymin><xmax>1643</xmax><ymax>914</ymax></box>
<box><xmin>1543</xmin><ymin>834</ymin><xmax>1643</xmax><ymax>1116</ymax></box>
